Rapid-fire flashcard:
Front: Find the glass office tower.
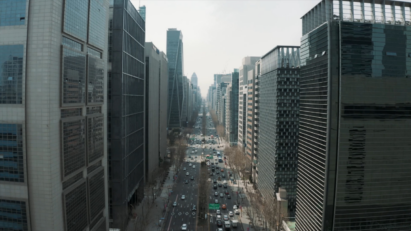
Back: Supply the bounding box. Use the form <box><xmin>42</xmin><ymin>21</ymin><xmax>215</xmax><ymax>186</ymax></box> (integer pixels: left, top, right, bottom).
<box><xmin>108</xmin><ymin>0</ymin><xmax>146</xmax><ymax>229</ymax></box>
<box><xmin>0</xmin><ymin>0</ymin><xmax>110</xmax><ymax>230</ymax></box>
<box><xmin>167</xmin><ymin>29</ymin><xmax>184</xmax><ymax>129</ymax></box>
<box><xmin>258</xmin><ymin>46</ymin><xmax>300</xmax><ymax>216</ymax></box>
<box><xmin>296</xmin><ymin>0</ymin><xmax>411</xmax><ymax>230</ymax></box>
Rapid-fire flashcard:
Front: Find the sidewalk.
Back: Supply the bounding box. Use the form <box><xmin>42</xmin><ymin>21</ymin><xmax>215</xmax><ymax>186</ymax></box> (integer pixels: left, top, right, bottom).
<box><xmin>126</xmin><ymin>166</ymin><xmax>176</xmax><ymax>231</ymax></box>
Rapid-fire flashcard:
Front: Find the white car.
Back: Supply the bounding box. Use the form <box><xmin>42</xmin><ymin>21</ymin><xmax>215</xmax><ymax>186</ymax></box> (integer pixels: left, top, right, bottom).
<box><xmin>192</xmin><ymin>151</ymin><xmax>194</xmax><ymax>154</ymax></box>
<box><xmin>192</xmin><ymin>165</ymin><xmax>195</xmax><ymax>169</ymax></box>
<box><xmin>229</xmin><ymin>211</ymin><xmax>233</xmax><ymax>217</ymax></box>
<box><xmin>235</xmin><ymin>209</ymin><xmax>240</xmax><ymax>215</ymax></box>
<box><xmin>216</xmin><ymin>215</ymin><xmax>222</xmax><ymax>221</ymax></box>
<box><xmin>181</xmin><ymin>224</ymin><xmax>187</xmax><ymax>230</ymax></box>
<box><xmin>214</xmin><ymin>199</ymin><xmax>218</xmax><ymax>204</ymax></box>
<box><xmin>233</xmin><ymin>205</ymin><xmax>237</xmax><ymax>210</ymax></box>
<box><xmin>216</xmin><ymin>210</ymin><xmax>221</xmax><ymax>215</ymax></box>
<box><xmin>189</xmin><ymin>163</ymin><xmax>192</xmax><ymax>166</ymax></box>
<box><xmin>186</xmin><ymin>172</ymin><xmax>189</xmax><ymax>176</ymax></box>
<box><xmin>173</xmin><ymin>202</ymin><xmax>177</xmax><ymax>207</ymax></box>
<box><xmin>195</xmin><ymin>150</ymin><xmax>198</xmax><ymax>153</ymax></box>
<box><xmin>181</xmin><ymin>195</ymin><xmax>186</xmax><ymax>200</ymax></box>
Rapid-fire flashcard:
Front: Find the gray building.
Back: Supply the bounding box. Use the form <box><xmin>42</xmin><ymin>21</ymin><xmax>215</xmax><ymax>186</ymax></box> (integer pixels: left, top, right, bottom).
<box><xmin>0</xmin><ymin>0</ymin><xmax>109</xmax><ymax>230</ymax></box>
<box><xmin>191</xmin><ymin>72</ymin><xmax>198</xmax><ymax>87</ymax></box>
<box><xmin>296</xmin><ymin>0</ymin><xmax>411</xmax><ymax>230</ymax></box>
<box><xmin>238</xmin><ymin>57</ymin><xmax>260</xmax><ymax>150</ymax></box>
<box><xmin>144</xmin><ymin>42</ymin><xmax>168</xmax><ymax>182</ymax></box>
<box><xmin>167</xmin><ymin>29</ymin><xmax>184</xmax><ymax>130</ymax></box>
<box><xmin>108</xmin><ymin>0</ymin><xmax>145</xmax><ymax>229</ymax></box>
<box><xmin>258</xmin><ymin>46</ymin><xmax>300</xmax><ymax>217</ymax></box>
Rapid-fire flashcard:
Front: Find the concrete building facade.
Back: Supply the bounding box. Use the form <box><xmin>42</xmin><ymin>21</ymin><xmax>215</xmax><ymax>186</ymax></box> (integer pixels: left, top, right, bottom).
<box><xmin>238</xmin><ymin>57</ymin><xmax>260</xmax><ymax>150</ymax></box>
<box><xmin>0</xmin><ymin>0</ymin><xmax>110</xmax><ymax>230</ymax></box>
<box><xmin>144</xmin><ymin>42</ymin><xmax>168</xmax><ymax>183</ymax></box>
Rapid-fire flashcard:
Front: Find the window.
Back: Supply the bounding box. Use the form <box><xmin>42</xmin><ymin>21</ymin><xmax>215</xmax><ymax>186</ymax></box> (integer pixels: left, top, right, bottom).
<box><xmin>0</xmin><ymin>0</ymin><xmax>27</xmax><ymax>26</ymax></box>
<box><xmin>0</xmin><ymin>124</ymin><xmax>24</xmax><ymax>182</ymax></box>
<box><xmin>0</xmin><ymin>199</ymin><xmax>28</xmax><ymax>231</ymax></box>
<box><xmin>63</xmin><ymin>0</ymin><xmax>88</xmax><ymax>41</ymax></box>
<box><xmin>0</xmin><ymin>45</ymin><xmax>24</xmax><ymax>104</ymax></box>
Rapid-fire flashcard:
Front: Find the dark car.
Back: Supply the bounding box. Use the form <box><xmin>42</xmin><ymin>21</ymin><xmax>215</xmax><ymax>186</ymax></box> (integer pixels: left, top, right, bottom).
<box><xmin>185</xmin><ymin>180</ymin><xmax>188</xmax><ymax>184</ymax></box>
<box><xmin>191</xmin><ymin>176</ymin><xmax>194</xmax><ymax>180</ymax></box>
<box><xmin>216</xmin><ymin>220</ymin><xmax>223</xmax><ymax>227</ymax></box>
<box><xmin>213</xmin><ymin>184</ymin><xmax>218</xmax><ymax>189</ymax></box>
<box><xmin>213</xmin><ymin>179</ymin><xmax>217</xmax><ymax>183</ymax></box>
<box><xmin>225</xmin><ymin>190</ymin><xmax>229</xmax><ymax>195</ymax></box>
<box><xmin>218</xmin><ymin>183</ymin><xmax>222</xmax><ymax>187</ymax></box>
<box><xmin>227</xmin><ymin>194</ymin><xmax>231</xmax><ymax>199</ymax></box>
<box><xmin>216</xmin><ymin>166</ymin><xmax>219</xmax><ymax>170</ymax></box>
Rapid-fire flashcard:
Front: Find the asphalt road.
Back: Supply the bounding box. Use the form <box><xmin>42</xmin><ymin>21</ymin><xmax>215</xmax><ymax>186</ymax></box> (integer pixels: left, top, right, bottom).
<box><xmin>163</xmin><ymin>118</ymin><xmax>204</xmax><ymax>231</ymax></box>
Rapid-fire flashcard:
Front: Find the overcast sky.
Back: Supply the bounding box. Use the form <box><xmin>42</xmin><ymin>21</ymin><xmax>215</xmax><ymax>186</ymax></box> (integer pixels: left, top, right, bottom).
<box><xmin>131</xmin><ymin>0</ymin><xmax>322</xmax><ymax>97</ymax></box>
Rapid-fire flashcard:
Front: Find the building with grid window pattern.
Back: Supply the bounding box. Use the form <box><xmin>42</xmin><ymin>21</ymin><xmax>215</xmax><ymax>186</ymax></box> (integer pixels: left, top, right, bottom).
<box><xmin>108</xmin><ymin>0</ymin><xmax>146</xmax><ymax>229</ymax></box>
<box><xmin>296</xmin><ymin>0</ymin><xmax>411</xmax><ymax>230</ymax></box>
<box><xmin>0</xmin><ymin>0</ymin><xmax>110</xmax><ymax>230</ymax></box>
<box><xmin>257</xmin><ymin>46</ymin><xmax>300</xmax><ymax>217</ymax></box>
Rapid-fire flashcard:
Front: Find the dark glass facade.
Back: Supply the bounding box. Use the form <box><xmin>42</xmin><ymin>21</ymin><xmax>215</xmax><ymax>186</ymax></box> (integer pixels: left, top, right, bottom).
<box><xmin>0</xmin><ymin>199</ymin><xmax>28</xmax><ymax>231</ymax></box>
<box><xmin>296</xmin><ymin>20</ymin><xmax>411</xmax><ymax>231</ymax></box>
<box><xmin>0</xmin><ymin>0</ymin><xmax>26</xmax><ymax>26</ymax></box>
<box><xmin>259</xmin><ymin>68</ymin><xmax>299</xmax><ymax>216</ymax></box>
<box><xmin>0</xmin><ymin>124</ymin><xmax>24</xmax><ymax>182</ymax></box>
<box><xmin>167</xmin><ymin>29</ymin><xmax>184</xmax><ymax>129</ymax></box>
<box><xmin>108</xmin><ymin>0</ymin><xmax>145</xmax><ymax>228</ymax></box>
<box><xmin>0</xmin><ymin>45</ymin><xmax>23</xmax><ymax>104</ymax></box>
<box><xmin>229</xmin><ymin>71</ymin><xmax>239</xmax><ymax>144</ymax></box>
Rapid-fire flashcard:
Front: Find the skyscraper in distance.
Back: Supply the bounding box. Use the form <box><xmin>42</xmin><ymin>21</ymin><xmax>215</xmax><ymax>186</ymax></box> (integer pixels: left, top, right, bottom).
<box><xmin>296</xmin><ymin>0</ymin><xmax>411</xmax><ymax>230</ymax></box>
<box><xmin>191</xmin><ymin>72</ymin><xmax>198</xmax><ymax>87</ymax></box>
<box><xmin>167</xmin><ymin>28</ymin><xmax>184</xmax><ymax>130</ymax></box>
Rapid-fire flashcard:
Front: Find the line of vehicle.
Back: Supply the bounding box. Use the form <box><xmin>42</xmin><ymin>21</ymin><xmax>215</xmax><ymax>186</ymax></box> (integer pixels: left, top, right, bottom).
<box><xmin>167</xmin><ymin>194</ymin><xmax>179</xmax><ymax>231</ymax></box>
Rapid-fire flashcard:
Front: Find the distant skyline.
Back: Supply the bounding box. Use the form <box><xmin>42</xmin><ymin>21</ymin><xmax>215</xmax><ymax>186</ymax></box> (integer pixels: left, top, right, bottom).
<box><xmin>133</xmin><ymin>0</ymin><xmax>321</xmax><ymax>98</ymax></box>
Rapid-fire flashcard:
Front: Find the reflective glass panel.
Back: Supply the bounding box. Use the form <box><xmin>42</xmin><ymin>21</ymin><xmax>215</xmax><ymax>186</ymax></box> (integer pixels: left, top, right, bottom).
<box><xmin>63</xmin><ymin>0</ymin><xmax>88</xmax><ymax>41</ymax></box>
<box><xmin>0</xmin><ymin>0</ymin><xmax>26</xmax><ymax>26</ymax></box>
<box><xmin>0</xmin><ymin>199</ymin><xmax>28</xmax><ymax>231</ymax></box>
<box><xmin>0</xmin><ymin>45</ymin><xmax>23</xmax><ymax>104</ymax></box>
<box><xmin>89</xmin><ymin>0</ymin><xmax>106</xmax><ymax>48</ymax></box>
<box><xmin>0</xmin><ymin>124</ymin><xmax>24</xmax><ymax>182</ymax></box>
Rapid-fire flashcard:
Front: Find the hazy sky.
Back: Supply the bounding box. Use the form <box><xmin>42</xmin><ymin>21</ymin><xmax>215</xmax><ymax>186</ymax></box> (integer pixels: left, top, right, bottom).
<box><xmin>132</xmin><ymin>0</ymin><xmax>322</xmax><ymax>97</ymax></box>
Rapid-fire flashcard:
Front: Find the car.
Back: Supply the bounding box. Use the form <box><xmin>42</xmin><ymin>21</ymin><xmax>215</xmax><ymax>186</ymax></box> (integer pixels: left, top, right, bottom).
<box><xmin>220</xmin><ymin>193</ymin><xmax>224</xmax><ymax>198</ymax></box>
<box><xmin>216</xmin><ymin>228</ymin><xmax>223</xmax><ymax>231</ymax></box>
<box><xmin>221</xmin><ymin>204</ymin><xmax>227</xmax><ymax>210</ymax></box>
<box><xmin>223</xmin><ymin>215</ymin><xmax>229</xmax><ymax>221</ymax></box>
<box><xmin>191</xmin><ymin>176</ymin><xmax>194</xmax><ymax>180</ymax></box>
<box><xmin>210</xmin><ymin>172</ymin><xmax>213</xmax><ymax>176</ymax></box>
<box><xmin>216</xmin><ymin>220</ymin><xmax>223</xmax><ymax>227</ymax></box>
<box><xmin>229</xmin><ymin>211</ymin><xmax>234</xmax><ymax>217</ymax></box>
<box><xmin>215</xmin><ymin>199</ymin><xmax>218</xmax><ymax>203</ymax></box>
<box><xmin>211</xmin><ymin>163</ymin><xmax>214</xmax><ymax>165</ymax></box>
<box><xmin>216</xmin><ymin>210</ymin><xmax>221</xmax><ymax>215</ymax></box>
<box><xmin>216</xmin><ymin>215</ymin><xmax>222</xmax><ymax>221</ymax></box>
<box><xmin>181</xmin><ymin>195</ymin><xmax>186</xmax><ymax>200</ymax></box>
<box><xmin>181</xmin><ymin>224</ymin><xmax>187</xmax><ymax>230</ymax></box>
<box><xmin>222</xmin><ymin>174</ymin><xmax>225</xmax><ymax>178</ymax></box>
<box><xmin>223</xmin><ymin>184</ymin><xmax>227</xmax><ymax>188</ymax></box>
<box><xmin>216</xmin><ymin>171</ymin><xmax>219</xmax><ymax>175</ymax></box>
<box><xmin>186</xmin><ymin>172</ymin><xmax>189</xmax><ymax>176</ymax></box>
<box><xmin>233</xmin><ymin>205</ymin><xmax>237</xmax><ymax>210</ymax></box>
<box><xmin>227</xmin><ymin>194</ymin><xmax>231</xmax><ymax>199</ymax></box>
<box><xmin>218</xmin><ymin>183</ymin><xmax>222</xmax><ymax>187</ymax></box>
<box><xmin>213</xmin><ymin>179</ymin><xmax>217</xmax><ymax>183</ymax></box>
<box><xmin>195</xmin><ymin>150</ymin><xmax>198</xmax><ymax>153</ymax></box>
<box><xmin>192</xmin><ymin>165</ymin><xmax>195</xmax><ymax>169</ymax></box>
<box><xmin>183</xmin><ymin>167</ymin><xmax>186</xmax><ymax>171</ymax></box>
<box><xmin>189</xmin><ymin>163</ymin><xmax>192</xmax><ymax>166</ymax></box>
<box><xmin>215</xmin><ymin>192</ymin><xmax>218</xmax><ymax>197</ymax></box>
<box><xmin>192</xmin><ymin>205</ymin><xmax>197</xmax><ymax>211</ymax></box>
<box><xmin>216</xmin><ymin>166</ymin><xmax>220</xmax><ymax>170</ymax></box>
<box><xmin>213</xmin><ymin>184</ymin><xmax>217</xmax><ymax>189</ymax></box>
<box><xmin>225</xmin><ymin>190</ymin><xmax>229</xmax><ymax>195</ymax></box>
<box><xmin>191</xmin><ymin>151</ymin><xmax>194</xmax><ymax>154</ymax></box>
<box><xmin>173</xmin><ymin>202</ymin><xmax>177</xmax><ymax>207</ymax></box>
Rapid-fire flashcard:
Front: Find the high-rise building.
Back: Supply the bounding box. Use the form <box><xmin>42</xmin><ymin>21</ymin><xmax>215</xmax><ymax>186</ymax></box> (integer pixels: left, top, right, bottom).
<box><xmin>139</xmin><ymin>5</ymin><xmax>146</xmax><ymax>21</ymax></box>
<box><xmin>144</xmin><ymin>42</ymin><xmax>168</xmax><ymax>182</ymax></box>
<box><xmin>0</xmin><ymin>0</ymin><xmax>109</xmax><ymax>230</ymax></box>
<box><xmin>258</xmin><ymin>46</ymin><xmax>300</xmax><ymax>217</ymax></box>
<box><xmin>249</xmin><ymin>60</ymin><xmax>261</xmax><ymax>183</ymax></box>
<box><xmin>167</xmin><ymin>29</ymin><xmax>184</xmax><ymax>130</ymax></box>
<box><xmin>238</xmin><ymin>57</ymin><xmax>260</xmax><ymax>150</ymax></box>
<box><xmin>296</xmin><ymin>0</ymin><xmax>411</xmax><ymax>230</ymax></box>
<box><xmin>225</xmin><ymin>70</ymin><xmax>239</xmax><ymax>145</ymax></box>
<box><xmin>191</xmin><ymin>72</ymin><xmax>198</xmax><ymax>87</ymax></box>
<box><xmin>108</xmin><ymin>0</ymin><xmax>145</xmax><ymax>229</ymax></box>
